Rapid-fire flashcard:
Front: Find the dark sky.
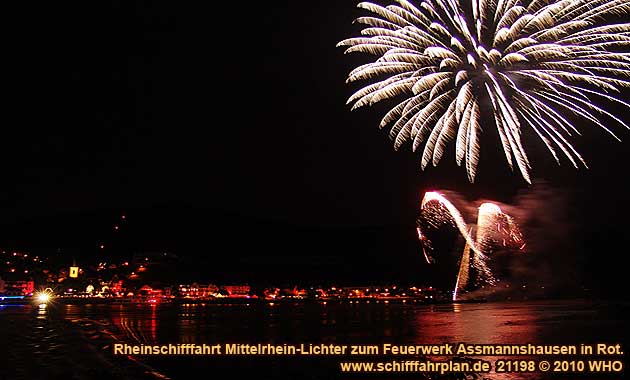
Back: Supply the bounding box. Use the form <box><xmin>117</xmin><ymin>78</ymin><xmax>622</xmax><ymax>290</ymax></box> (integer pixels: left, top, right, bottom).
<box><xmin>4</xmin><ymin>1</ymin><xmax>630</xmax><ymax>292</ymax></box>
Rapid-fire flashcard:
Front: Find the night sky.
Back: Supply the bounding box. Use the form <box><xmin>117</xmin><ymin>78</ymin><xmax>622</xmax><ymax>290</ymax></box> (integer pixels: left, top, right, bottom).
<box><xmin>4</xmin><ymin>1</ymin><xmax>630</xmax><ymax>294</ymax></box>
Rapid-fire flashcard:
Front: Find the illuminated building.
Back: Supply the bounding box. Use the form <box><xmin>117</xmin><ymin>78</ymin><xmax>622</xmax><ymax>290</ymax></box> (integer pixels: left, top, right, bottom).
<box><xmin>69</xmin><ymin>258</ymin><xmax>80</xmax><ymax>278</ymax></box>
<box><xmin>109</xmin><ymin>280</ymin><xmax>123</xmax><ymax>295</ymax></box>
<box><xmin>178</xmin><ymin>283</ymin><xmax>219</xmax><ymax>298</ymax></box>
<box><xmin>263</xmin><ymin>287</ymin><xmax>280</xmax><ymax>300</ymax></box>
<box><xmin>223</xmin><ymin>285</ymin><xmax>251</xmax><ymax>297</ymax></box>
<box><xmin>139</xmin><ymin>285</ymin><xmax>161</xmax><ymax>297</ymax></box>
<box><xmin>0</xmin><ymin>280</ymin><xmax>34</xmax><ymax>296</ymax></box>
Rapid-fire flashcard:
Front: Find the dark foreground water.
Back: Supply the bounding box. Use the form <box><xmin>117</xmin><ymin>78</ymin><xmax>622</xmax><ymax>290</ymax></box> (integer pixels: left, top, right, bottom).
<box><xmin>0</xmin><ymin>300</ymin><xmax>627</xmax><ymax>380</ymax></box>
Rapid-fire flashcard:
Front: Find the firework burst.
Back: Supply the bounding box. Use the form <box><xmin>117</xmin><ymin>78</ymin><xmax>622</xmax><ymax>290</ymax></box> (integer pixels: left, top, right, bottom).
<box><xmin>338</xmin><ymin>0</ymin><xmax>630</xmax><ymax>183</ymax></box>
<box><xmin>417</xmin><ymin>192</ymin><xmax>524</xmax><ymax>299</ymax></box>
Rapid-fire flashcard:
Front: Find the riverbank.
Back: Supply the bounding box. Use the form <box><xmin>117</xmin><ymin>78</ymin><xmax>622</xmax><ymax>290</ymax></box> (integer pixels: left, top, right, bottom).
<box><xmin>4</xmin><ymin>295</ymin><xmax>489</xmax><ymax>306</ymax></box>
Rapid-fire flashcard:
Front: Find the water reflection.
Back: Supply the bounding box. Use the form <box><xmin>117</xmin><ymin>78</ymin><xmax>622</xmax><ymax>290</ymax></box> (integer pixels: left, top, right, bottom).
<box><xmin>410</xmin><ymin>303</ymin><xmax>539</xmax><ymax>343</ymax></box>
<box><xmin>48</xmin><ymin>301</ymin><xmax>627</xmax><ymax>348</ymax></box>
<box><xmin>91</xmin><ymin>302</ymin><xmax>567</xmax><ymax>347</ymax></box>
<box><xmin>37</xmin><ymin>303</ymin><xmax>47</xmax><ymax>319</ymax></box>
<box><xmin>1</xmin><ymin>300</ymin><xmax>626</xmax><ymax>380</ymax></box>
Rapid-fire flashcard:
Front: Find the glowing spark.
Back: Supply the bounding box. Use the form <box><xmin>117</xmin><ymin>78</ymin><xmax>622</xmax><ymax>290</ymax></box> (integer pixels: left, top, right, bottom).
<box><xmin>338</xmin><ymin>0</ymin><xmax>630</xmax><ymax>183</ymax></box>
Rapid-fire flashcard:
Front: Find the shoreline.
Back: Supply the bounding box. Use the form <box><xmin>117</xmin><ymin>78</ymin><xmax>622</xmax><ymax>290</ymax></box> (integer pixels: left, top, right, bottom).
<box><xmin>3</xmin><ymin>296</ymin><xmax>487</xmax><ymax>306</ymax></box>
<box><xmin>4</xmin><ymin>296</ymin><xmax>607</xmax><ymax>307</ymax></box>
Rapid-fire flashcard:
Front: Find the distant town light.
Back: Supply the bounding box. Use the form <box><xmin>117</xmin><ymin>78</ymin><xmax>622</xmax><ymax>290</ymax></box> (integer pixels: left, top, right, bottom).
<box><xmin>36</xmin><ymin>292</ymin><xmax>50</xmax><ymax>304</ymax></box>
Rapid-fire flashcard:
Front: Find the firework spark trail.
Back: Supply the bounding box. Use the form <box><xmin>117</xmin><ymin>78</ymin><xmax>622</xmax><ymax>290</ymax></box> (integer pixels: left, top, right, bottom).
<box><xmin>419</xmin><ymin>192</ymin><xmax>524</xmax><ymax>299</ymax></box>
<box><xmin>477</xmin><ymin>203</ymin><xmax>502</xmax><ymax>251</ymax></box>
<box><xmin>338</xmin><ymin>0</ymin><xmax>630</xmax><ymax>182</ymax></box>
<box><xmin>420</xmin><ymin>191</ymin><xmax>484</xmax><ymax>257</ymax></box>
<box><xmin>420</xmin><ymin>192</ymin><xmax>495</xmax><ymax>290</ymax></box>
<box><xmin>454</xmin><ymin>236</ymin><xmax>471</xmax><ymax>300</ymax></box>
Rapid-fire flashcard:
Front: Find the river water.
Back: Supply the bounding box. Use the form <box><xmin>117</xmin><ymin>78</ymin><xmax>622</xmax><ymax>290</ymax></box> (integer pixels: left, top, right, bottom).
<box><xmin>1</xmin><ymin>300</ymin><xmax>627</xmax><ymax>380</ymax></box>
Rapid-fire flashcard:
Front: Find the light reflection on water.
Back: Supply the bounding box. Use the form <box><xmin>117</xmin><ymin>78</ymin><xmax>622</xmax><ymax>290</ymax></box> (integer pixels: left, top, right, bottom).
<box><xmin>100</xmin><ymin>300</ymin><xmax>627</xmax><ymax>380</ymax></box>
<box><xmin>70</xmin><ymin>300</ymin><xmax>624</xmax><ymax>346</ymax></box>
<box><xmin>1</xmin><ymin>300</ymin><xmax>627</xmax><ymax>380</ymax></box>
